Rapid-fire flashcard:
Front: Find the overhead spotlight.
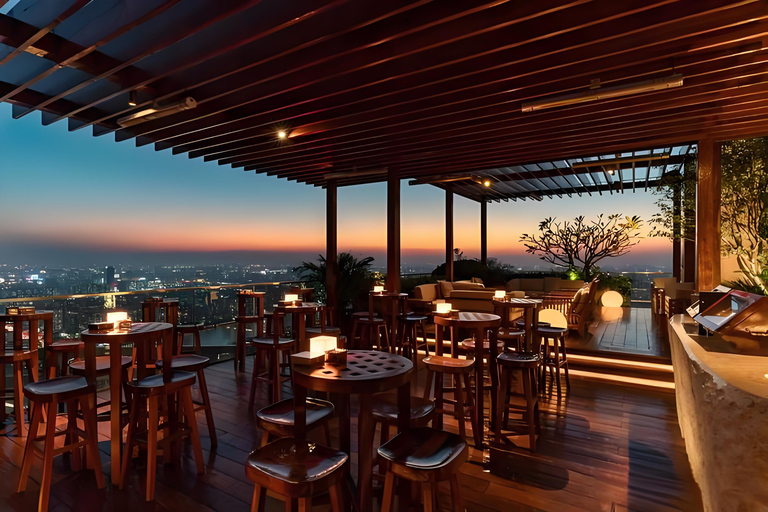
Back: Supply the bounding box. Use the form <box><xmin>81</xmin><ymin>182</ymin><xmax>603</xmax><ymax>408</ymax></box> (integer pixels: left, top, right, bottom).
<box><xmin>471</xmin><ymin>175</ymin><xmax>493</xmax><ymax>187</ymax></box>
<box><xmin>128</xmin><ymin>90</ymin><xmax>137</xmax><ymax>107</ymax></box>
<box><xmin>277</xmin><ymin>130</ymin><xmax>288</xmax><ymax>139</ymax></box>
<box><xmin>116</xmin><ymin>97</ymin><xmax>196</xmax><ymax>128</ymax></box>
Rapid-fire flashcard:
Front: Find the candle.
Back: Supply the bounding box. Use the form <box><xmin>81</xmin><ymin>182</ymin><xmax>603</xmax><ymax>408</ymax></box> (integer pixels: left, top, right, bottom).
<box><xmin>373</xmin><ymin>285</ymin><xmax>385</xmax><ymax>293</ymax></box>
<box><xmin>106</xmin><ymin>311</ymin><xmax>128</xmax><ymax>324</ymax></box>
<box><xmin>494</xmin><ymin>290</ymin><xmax>506</xmax><ymax>300</ymax></box>
<box><xmin>309</xmin><ymin>335</ymin><xmax>337</xmax><ymax>357</ymax></box>
<box><xmin>435</xmin><ymin>302</ymin><xmax>452</xmax><ymax>314</ymax></box>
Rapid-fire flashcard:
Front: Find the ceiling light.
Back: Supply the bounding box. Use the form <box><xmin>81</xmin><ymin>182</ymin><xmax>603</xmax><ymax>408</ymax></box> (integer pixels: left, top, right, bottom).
<box><xmin>128</xmin><ymin>90</ymin><xmax>137</xmax><ymax>107</ymax></box>
<box><xmin>471</xmin><ymin>175</ymin><xmax>493</xmax><ymax>187</ymax></box>
<box><xmin>116</xmin><ymin>97</ymin><xmax>196</xmax><ymax>128</ymax></box>
<box><xmin>521</xmin><ymin>74</ymin><xmax>683</xmax><ymax>112</ymax></box>
<box><xmin>277</xmin><ymin>130</ymin><xmax>287</xmax><ymax>139</ymax></box>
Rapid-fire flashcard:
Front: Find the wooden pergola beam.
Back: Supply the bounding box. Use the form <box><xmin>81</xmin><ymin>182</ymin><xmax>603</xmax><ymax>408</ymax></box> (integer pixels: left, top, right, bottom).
<box><xmin>696</xmin><ymin>139</ymin><xmax>722</xmax><ymax>291</ymax></box>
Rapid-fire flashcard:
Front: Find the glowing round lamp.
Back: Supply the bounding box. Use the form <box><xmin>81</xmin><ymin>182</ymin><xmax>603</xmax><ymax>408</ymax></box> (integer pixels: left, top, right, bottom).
<box><xmin>539</xmin><ymin>309</ymin><xmax>567</xmax><ymax>329</ymax></box>
<box><xmin>602</xmin><ymin>290</ymin><xmax>623</xmax><ymax>308</ymax></box>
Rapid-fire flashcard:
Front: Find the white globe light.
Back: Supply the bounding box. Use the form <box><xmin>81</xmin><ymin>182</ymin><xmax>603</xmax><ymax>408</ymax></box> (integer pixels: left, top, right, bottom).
<box><xmin>601</xmin><ymin>290</ymin><xmax>623</xmax><ymax>308</ymax></box>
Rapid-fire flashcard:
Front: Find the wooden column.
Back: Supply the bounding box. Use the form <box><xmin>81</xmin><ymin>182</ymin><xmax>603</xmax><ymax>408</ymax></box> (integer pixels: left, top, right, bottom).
<box><xmin>683</xmin><ymin>173</ymin><xmax>696</xmax><ymax>283</ymax></box>
<box><xmin>445</xmin><ymin>185</ymin><xmax>454</xmax><ymax>282</ymax></box>
<box><xmin>326</xmin><ymin>180</ymin><xmax>338</xmax><ymax>324</ymax></box>
<box><xmin>696</xmin><ymin>139</ymin><xmax>721</xmax><ymax>291</ymax></box>
<box><xmin>386</xmin><ymin>168</ymin><xmax>401</xmax><ymax>293</ymax></box>
<box><xmin>480</xmin><ymin>198</ymin><xmax>488</xmax><ymax>267</ymax></box>
<box><xmin>672</xmin><ymin>182</ymin><xmax>681</xmax><ymax>282</ymax></box>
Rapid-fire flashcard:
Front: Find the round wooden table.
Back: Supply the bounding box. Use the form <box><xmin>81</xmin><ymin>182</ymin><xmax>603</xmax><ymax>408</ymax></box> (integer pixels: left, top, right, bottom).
<box><xmin>292</xmin><ymin>350</ymin><xmax>414</xmax><ymax>512</ymax></box>
<box><xmin>503</xmin><ymin>298</ymin><xmax>543</xmax><ymax>352</ymax></box>
<box><xmin>80</xmin><ymin>322</ymin><xmax>173</xmax><ymax>485</ymax></box>
<box><xmin>273</xmin><ymin>302</ymin><xmax>320</xmax><ymax>351</ymax></box>
<box><xmin>370</xmin><ymin>292</ymin><xmax>408</xmax><ymax>351</ymax></box>
<box><xmin>434</xmin><ymin>312</ymin><xmax>501</xmax><ymax>448</ymax></box>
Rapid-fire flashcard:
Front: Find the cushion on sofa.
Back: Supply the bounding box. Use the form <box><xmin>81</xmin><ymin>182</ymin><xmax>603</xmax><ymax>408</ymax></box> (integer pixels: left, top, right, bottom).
<box><xmin>507</xmin><ymin>291</ymin><xmax>525</xmax><ymax>299</ymax></box>
<box><xmin>505</xmin><ymin>279</ymin><xmax>520</xmax><ymax>292</ymax></box>
<box><xmin>520</xmin><ymin>279</ymin><xmax>545</xmax><ymax>292</ymax></box>
<box><xmin>452</xmin><ymin>281</ymin><xmax>485</xmax><ymax>291</ymax></box>
<box><xmin>414</xmin><ymin>283</ymin><xmax>439</xmax><ymax>301</ymax></box>
<box><xmin>438</xmin><ymin>280</ymin><xmax>454</xmax><ymax>298</ymax></box>
<box><xmin>449</xmin><ymin>289</ymin><xmax>496</xmax><ymax>300</ymax></box>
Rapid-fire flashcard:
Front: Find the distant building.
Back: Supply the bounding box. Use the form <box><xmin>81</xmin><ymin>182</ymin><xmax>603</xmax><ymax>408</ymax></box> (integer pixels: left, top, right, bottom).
<box><xmin>105</xmin><ymin>265</ymin><xmax>116</xmax><ymax>291</ymax></box>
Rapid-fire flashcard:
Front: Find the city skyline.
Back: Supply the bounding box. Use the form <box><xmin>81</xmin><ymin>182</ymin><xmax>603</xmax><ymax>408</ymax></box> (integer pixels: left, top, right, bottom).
<box><xmin>0</xmin><ymin>103</ymin><xmax>671</xmax><ymax>270</ymax></box>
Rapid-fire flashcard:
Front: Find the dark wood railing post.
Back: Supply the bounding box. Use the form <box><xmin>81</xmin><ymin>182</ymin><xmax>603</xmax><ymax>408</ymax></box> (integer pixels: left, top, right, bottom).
<box><xmin>446</xmin><ymin>185</ymin><xmax>454</xmax><ymax>282</ymax></box>
<box><xmin>386</xmin><ymin>168</ymin><xmax>401</xmax><ymax>293</ymax></box>
<box><xmin>696</xmin><ymin>138</ymin><xmax>721</xmax><ymax>291</ymax></box>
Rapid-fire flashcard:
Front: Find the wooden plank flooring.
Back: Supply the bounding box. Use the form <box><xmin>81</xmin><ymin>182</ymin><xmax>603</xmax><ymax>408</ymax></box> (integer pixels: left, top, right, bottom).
<box><xmin>0</xmin><ymin>353</ymin><xmax>701</xmax><ymax>511</ymax></box>
<box><xmin>566</xmin><ymin>307</ymin><xmax>670</xmax><ymax>359</ymax></box>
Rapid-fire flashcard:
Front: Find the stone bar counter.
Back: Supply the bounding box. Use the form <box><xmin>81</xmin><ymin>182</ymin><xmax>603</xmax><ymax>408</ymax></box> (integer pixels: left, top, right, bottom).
<box><xmin>668</xmin><ymin>315</ymin><xmax>768</xmax><ymax>512</ymax></box>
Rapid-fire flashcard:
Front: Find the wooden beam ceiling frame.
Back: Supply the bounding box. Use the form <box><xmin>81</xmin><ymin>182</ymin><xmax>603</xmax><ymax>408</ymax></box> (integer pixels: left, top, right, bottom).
<box><xmin>120</xmin><ymin>0</ymin><xmax>666</xmax><ymax>143</ymax></box>
<box><xmin>191</xmin><ymin>32</ymin><xmax>768</xmax><ymax>170</ymax></box>
<box><xmin>67</xmin><ymin>0</ymin><xmax>433</xmax><ymax>131</ymax></box>
<box><xmin>0</xmin><ymin>0</ymin><xmax>90</xmax><ymax>67</ymax></box>
<box><xmin>237</xmin><ymin>54</ymin><xmax>768</xmax><ymax>177</ymax></box>
<box><xmin>189</xmin><ymin>34</ymin><xmax>767</xmax><ymax>169</ymax></box>
<box><xmin>502</xmin><ymin>176</ymin><xmax>669</xmax><ymax>200</ymax></box>
<box><xmin>178</xmin><ymin>6</ymin><xmax>768</xmax><ymax>167</ymax></box>
<box><xmin>313</xmin><ymin>98</ymin><xmax>768</xmax><ymax>183</ymax></box>
<box><xmin>548</xmin><ymin>161</ymin><xmax>583</xmax><ymax>197</ymax></box>
<box><xmin>14</xmin><ymin>0</ymin><xmax>269</xmax><ymax>121</ymax></box>
<box><xmin>0</xmin><ymin>1</ymin><xmax>182</xmax><ymax>104</ymax></box>
<box><xmin>292</xmin><ymin>98</ymin><xmax>768</xmax><ymax>186</ymax></box>
<box><xmin>570</xmin><ymin>170</ymin><xmax>593</xmax><ymax>197</ymax></box>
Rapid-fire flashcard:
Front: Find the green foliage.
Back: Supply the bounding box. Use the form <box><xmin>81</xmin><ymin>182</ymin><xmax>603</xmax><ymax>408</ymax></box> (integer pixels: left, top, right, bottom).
<box><xmin>431</xmin><ymin>258</ymin><xmax>517</xmax><ymax>286</ymax></box>
<box><xmin>723</xmin><ymin>277</ymin><xmax>767</xmax><ymax>296</ymax></box>
<box><xmin>649</xmin><ymin>154</ymin><xmax>697</xmax><ymax>240</ymax></box>
<box><xmin>294</xmin><ymin>252</ymin><xmax>375</xmax><ymax>313</ymax></box>
<box><xmin>520</xmin><ymin>214</ymin><xmax>643</xmax><ymax>281</ymax></box>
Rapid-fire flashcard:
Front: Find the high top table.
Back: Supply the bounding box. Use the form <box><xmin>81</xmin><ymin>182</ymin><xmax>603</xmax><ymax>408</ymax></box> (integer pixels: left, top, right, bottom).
<box><xmin>499</xmin><ymin>297</ymin><xmax>543</xmax><ymax>352</ymax></box>
<box><xmin>292</xmin><ymin>350</ymin><xmax>414</xmax><ymax>512</ymax></box>
<box><xmin>81</xmin><ymin>322</ymin><xmax>173</xmax><ymax>485</ymax></box>
<box><xmin>434</xmin><ymin>312</ymin><xmax>501</xmax><ymax>447</ymax></box>
<box><xmin>272</xmin><ymin>302</ymin><xmax>321</xmax><ymax>352</ymax></box>
<box><xmin>235</xmin><ymin>290</ymin><xmax>265</xmax><ymax>372</ymax></box>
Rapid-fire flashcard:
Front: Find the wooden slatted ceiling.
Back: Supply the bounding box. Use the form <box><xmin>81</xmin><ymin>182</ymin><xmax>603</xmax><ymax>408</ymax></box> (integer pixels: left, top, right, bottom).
<box><xmin>0</xmin><ymin>1</ymin><xmax>765</xmax><ymax>192</ymax></box>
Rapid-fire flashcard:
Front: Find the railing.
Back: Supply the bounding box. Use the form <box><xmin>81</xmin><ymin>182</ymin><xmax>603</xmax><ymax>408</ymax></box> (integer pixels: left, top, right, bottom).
<box><xmin>0</xmin><ymin>281</ymin><xmax>305</xmax><ymax>343</ymax></box>
<box><xmin>616</xmin><ymin>271</ymin><xmax>673</xmax><ymax>306</ymax></box>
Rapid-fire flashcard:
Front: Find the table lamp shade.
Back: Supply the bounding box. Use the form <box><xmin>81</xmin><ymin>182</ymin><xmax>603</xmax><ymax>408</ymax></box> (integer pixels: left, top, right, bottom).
<box><xmin>373</xmin><ymin>285</ymin><xmax>385</xmax><ymax>293</ymax></box>
<box><xmin>309</xmin><ymin>335</ymin><xmax>337</xmax><ymax>356</ymax></box>
<box><xmin>435</xmin><ymin>302</ymin><xmax>452</xmax><ymax>314</ymax></box>
<box><xmin>494</xmin><ymin>290</ymin><xmax>506</xmax><ymax>299</ymax></box>
<box><xmin>106</xmin><ymin>311</ymin><xmax>128</xmax><ymax>324</ymax></box>
<box><xmin>284</xmin><ymin>293</ymin><xmax>300</xmax><ymax>302</ymax></box>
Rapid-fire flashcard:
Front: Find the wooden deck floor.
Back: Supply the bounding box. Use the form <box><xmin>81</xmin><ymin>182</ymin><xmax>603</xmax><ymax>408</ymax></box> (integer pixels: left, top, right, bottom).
<box><xmin>0</xmin><ymin>353</ymin><xmax>701</xmax><ymax>511</ymax></box>
<box><xmin>566</xmin><ymin>307</ymin><xmax>670</xmax><ymax>359</ymax></box>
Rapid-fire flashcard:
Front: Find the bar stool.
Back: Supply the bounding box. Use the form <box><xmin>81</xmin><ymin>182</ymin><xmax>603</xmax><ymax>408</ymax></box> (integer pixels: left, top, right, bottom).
<box><xmin>120</xmin><ymin>371</ymin><xmax>204</xmax><ymax>501</ymax></box>
<box><xmin>538</xmin><ymin>326</ymin><xmax>570</xmax><ymax>396</ymax></box>
<box><xmin>422</xmin><ymin>356</ymin><xmax>476</xmax><ymax>441</ymax></box>
<box><xmin>155</xmin><ymin>353</ymin><xmax>217</xmax><ymax>448</ymax></box>
<box><xmin>69</xmin><ymin>355</ymin><xmax>133</xmax><ymax>423</ymax></box>
<box><xmin>495</xmin><ymin>351</ymin><xmax>541</xmax><ymax>452</ymax></box>
<box><xmin>249</xmin><ymin>312</ymin><xmax>295</xmax><ymax>405</ymax></box>
<box><xmin>378</xmin><ymin>427</ymin><xmax>468</xmax><ymax>512</ymax></box>
<box><xmin>460</xmin><ymin>337</ymin><xmax>505</xmax><ymax>400</ymax></box>
<box><xmin>498</xmin><ymin>328</ymin><xmax>525</xmax><ymax>352</ymax></box>
<box><xmin>305</xmin><ymin>305</ymin><xmax>341</xmax><ymax>337</ymax></box>
<box><xmin>246</xmin><ymin>437</ymin><xmax>347</xmax><ymax>512</ymax></box>
<box><xmin>256</xmin><ymin>397</ymin><xmax>334</xmax><ymax>447</ymax></box>
<box><xmin>236</xmin><ymin>315</ymin><xmax>265</xmax><ymax>373</ymax></box>
<box><xmin>1</xmin><ymin>348</ymin><xmax>38</xmax><ymax>436</ymax></box>
<box><xmin>399</xmin><ymin>313</ymin><xmax>429</xmax><ymax>362</ymax></box>
<box><xmin>17</xmin><ymin>376</ymin><xmax>105</xmax><ymax>511</ymax></box>
<box><xmin>372</xmin><ymin>392</ymin><xmax>435</xmax><ymax>446</ymax></box>
<box><xmin>351</xmin><ymin>313</ymin><xmax>389</xmax><ymax>350</ymax></box>
<box><xmin>176</xmin><ymin>323</ymin><xmax>203</xmax><ymax>354</ymax></box>
<box><xmin>44</xmin><ymin>339</ymin><xmax>83</xmax><ymax>379</ymax></box>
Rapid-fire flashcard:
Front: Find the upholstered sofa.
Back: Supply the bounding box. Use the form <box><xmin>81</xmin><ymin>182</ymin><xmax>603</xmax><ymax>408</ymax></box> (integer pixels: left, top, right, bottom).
<box><xmin>412</xmin><ymin>280</ymin><xmax>497</xmax><ymax>313</ymax></box>
<box><xmin>505</xmin><ymin>277</ymin><xmax>584</xmax><ymax>295</ymax></box>
<box><xmin>651</xmin><ymin>277</ymin><xmax>695</xmax><ymax>317</ymax></box>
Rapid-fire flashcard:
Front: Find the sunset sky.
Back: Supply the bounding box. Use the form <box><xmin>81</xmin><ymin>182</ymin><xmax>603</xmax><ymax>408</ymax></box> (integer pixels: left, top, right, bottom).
<box><xmin>0</xmin><ymin>103</ymin><xmax>670</xmax><ymax>269</ymax></box>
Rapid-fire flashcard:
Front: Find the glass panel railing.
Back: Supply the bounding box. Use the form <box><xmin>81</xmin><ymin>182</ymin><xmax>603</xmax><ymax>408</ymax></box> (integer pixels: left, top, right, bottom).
<box><xmin>0</xmin><ymin>281</ymin><xmax>307</xmax><ymax>355</ymax></box>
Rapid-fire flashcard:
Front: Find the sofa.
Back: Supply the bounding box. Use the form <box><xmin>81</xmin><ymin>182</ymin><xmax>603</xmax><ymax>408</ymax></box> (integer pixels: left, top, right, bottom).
<box><xmin>505</xmin><ymin>277</ymin><xmax>584</xmax><ymax>295</ymax></box>
<box><xmin>412</xmin><ymin>280</ymin><xmax>497</xmax><ymax>313</ymax></box>
<box><xmin>652</xmin><ymin>277</ymin><xmax>695</xmax><ymax>318</ymax></box>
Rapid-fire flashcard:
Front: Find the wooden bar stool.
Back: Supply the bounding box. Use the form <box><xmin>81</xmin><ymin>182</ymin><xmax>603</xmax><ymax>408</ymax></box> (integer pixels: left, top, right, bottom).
<box><xmin>256</xmin><ymin>397</ymin><xmax>334</xmax><ymax>447</ymax></box>
<box><xmin>120</xmin><ymin>371</ymin><xmax>205</xmax><ymax>501</ymax></box>
<box><xmin>246</xmin><ymin>437</ymin><xmax>347</xmax><ymax>512</ymax></box>
<box><xmin>69</xmin><ymin>355</ymin><xmax>133</xmax><ymax>423</ymax></box>
<box><xmin>422</xmin><ymin>356</ymin><xmax>476</xmax><ymax>442</ymax></box>
<box><xmin>249</xmin><ymin>312</ymin><xmax>295</xmax><ymax>405</ymax></box>
<box><xmin>373</xmin><ymin>392</ymin><xmax>435</xmax><ymax>445</ymax></box>
<box><xmin>399</xmin><ymin>313</ymin><xmax>429</xmax><ymax>363</ymax></box>
<box><xmin>351</xmin><ymin>313</ymin><xmax>389</xmax><ymax>350</ymax></box>
<box><xmin>17</xmin><ymin>376</ymin><xmax>105</xmax><ymax>511</ymax></box>
<box><xmin>538</xmin><ymin>326</ymin><xmax>570</xmax><ymax>396</ymax></box>
<box><xmin>176</xmin><ymin>323</ymin><xmax>203</xmax><ymax>354</ymax></box>
<box><xmin>495</xmin><ymin>351</ymin><xmax>541</xmax><ymax>452</ymax></box>
<box><xmin>44</xmin><ymin>339</ymin><xmax>83</xmax><ymax>379</ymax></box>
<box><xmin>1</xmin><ymin>348</ymin><xmax>38</xmax><ymax>437</ymax></box>
<box><xmin>378</xmin><ymin>427</ymin><xmax>468</xmax><ymax>512</ymax></box>
<box><xmin>155</xmin><ymin>353</ymin><xmax>217</xmax><ymax>448</ymax></box>
<box><xmin>498</xmin><ymin>328</ymin><xmax>525</xmax><ymax>352</ymax></box>
<box><xmin>235</xmin><ymin>290</ymin><xmax>265</xmax><ymax>373</ymax></box>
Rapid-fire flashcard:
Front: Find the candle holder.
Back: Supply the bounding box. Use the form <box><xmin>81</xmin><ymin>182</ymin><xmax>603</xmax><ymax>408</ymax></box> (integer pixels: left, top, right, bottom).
<box><xmin>326</xmin><ymin>348</ymin><xmax>348</xmax><ymax>365</ymax></box>
<box><xmin>5</xmin><ymin>306</ymin><xmax>19</xmax><ymax>315</ymax></box>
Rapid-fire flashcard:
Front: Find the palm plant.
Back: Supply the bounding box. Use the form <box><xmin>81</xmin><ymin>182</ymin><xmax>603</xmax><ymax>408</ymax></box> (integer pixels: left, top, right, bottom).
<box><xmin>294</xmin><ymin>252</ymin><xmax>375</xmax><ymax>314</ymax></box>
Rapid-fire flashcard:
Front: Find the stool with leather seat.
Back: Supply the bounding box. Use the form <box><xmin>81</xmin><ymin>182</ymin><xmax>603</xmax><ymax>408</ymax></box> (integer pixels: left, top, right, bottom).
<box><xmin>495</xmin><ymin>351</ymin><xmax>541</xmax><ymax>452</ymax></box>
<box><xmin>378</xmin><ymin>427</ymin><xmax>468</xmax><ymax>512</ymax></box>
<box><xmin>245</xmin><ymin>437</ymin><xmax>347</xmax><ymax>512</ymax></box>
<box><xmin>44</xmin><ymin>339</ymin><xmax>84</xmax><ymax>379</ymax></box>
<box><xmin>422</xmin><ymin>356</ymin><xmax>476</xmax><ymax>442</ymax></box>
<box><xmin>256</xmin><ymin>397</ymin><xmax>334</xmax><ymax>447</ymax></box>
<box><xmin>248</xmin><ymin>312</ymin><xmax>295</xmax><ymax>405</ymax></box>
<box><xmin>538</xmin><ymin>326</ymin><xmax>570</xmax><ymax>395</ymax></box>
<box><xmin>69</xmin><ymin>355</ymin><xmax>133</xmax><ymax>424</ymax></box>
<box><xmin>17</xmin><ymin>376</ymin><xmax>104</xmax><ymax>512</ymax></box>
<box><xmin>176</xmin><ymin>323</ymin><xmax>203</xmax><ymax>354</ymax></box>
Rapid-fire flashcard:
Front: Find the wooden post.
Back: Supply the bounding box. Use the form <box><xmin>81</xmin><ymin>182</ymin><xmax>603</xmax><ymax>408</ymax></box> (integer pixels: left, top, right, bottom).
<box><xmin>672</xmin><ymin>182</ymin><xmax>681</xmax><ymax>282</ymax></box>
<box><xmin>445</xmin><ymin>185</ymin><xmax>454</xmax><ymax>282</ymax></box>
<box><xmin>696</xmin><ymin>139</ymin><xmax>721</xmax><ymax>291</ymax></box>
<box><xmin>386</xmin><ymin>168</ymin><xmax>401</xmax><ymax>293</ymax></box>
<box><xmin>326</xmin><ymin>180</ymin><xmax>338</xmax><ymax>324</ymax></box>
<box><xmin>683</xmin><ymin>172</ymin><xmax>696</xmax><ymax>283</ymax></box>
<box><xmin>480</xmin><ymin>198</ymin><xmax>488</xmax><ymax>267</ymax></box>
